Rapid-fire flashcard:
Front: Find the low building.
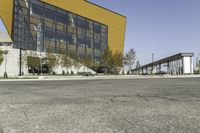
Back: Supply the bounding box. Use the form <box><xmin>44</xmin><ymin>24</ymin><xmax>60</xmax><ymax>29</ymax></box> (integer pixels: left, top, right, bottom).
<box><xmin>132</xmin><ymin>53</ymin><xmax>194</xmax><ymax>75</ymax></box>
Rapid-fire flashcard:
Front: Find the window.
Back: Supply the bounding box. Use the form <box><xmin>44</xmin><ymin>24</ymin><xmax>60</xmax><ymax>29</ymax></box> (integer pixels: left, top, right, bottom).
<box><xmin>94</xmin><ymin>22</ymin><xmax>101</xmax><ymax>33</ymax></box>
<box><xmin>76</xmin><ymin>16</ymin><xmax>89</xmax><ymax>30</ymax></box>
<box><xmin>13</xmin><ymin>0</ymin><xmax>108</xmax><ymax>64</ymax></box>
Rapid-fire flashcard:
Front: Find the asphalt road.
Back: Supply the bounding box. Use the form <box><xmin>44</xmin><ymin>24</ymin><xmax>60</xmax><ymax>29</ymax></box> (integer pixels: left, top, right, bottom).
<box><xmin>0</xmin><ymin>78</ymin><xmax>200</xmax><ymax>133</ymax></box>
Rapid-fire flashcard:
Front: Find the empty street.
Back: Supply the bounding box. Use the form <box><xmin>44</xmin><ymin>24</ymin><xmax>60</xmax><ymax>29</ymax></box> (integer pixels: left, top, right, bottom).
<box><xmin>0</xmin><ymin>78</ymin><xmax>200</xmax><ymax>133</ymax></box>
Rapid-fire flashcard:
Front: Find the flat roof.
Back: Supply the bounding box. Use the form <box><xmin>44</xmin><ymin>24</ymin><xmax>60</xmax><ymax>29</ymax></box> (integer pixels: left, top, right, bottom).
<box><xmin>134</xmin><ymin>53</ymin><xmax>194</xmax><ymax>70</ymax></box>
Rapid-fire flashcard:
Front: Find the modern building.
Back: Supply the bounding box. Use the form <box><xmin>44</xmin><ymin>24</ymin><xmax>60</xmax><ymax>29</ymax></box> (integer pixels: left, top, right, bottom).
<box><xmin>0</xmin><ymin>0</ymin><xmax>126</xmax><ymax>76</ymax></box>
<box><xmin>0</xmin><ymin>0</ymin><xmax>126</xmax><ymax>64</ymax></box>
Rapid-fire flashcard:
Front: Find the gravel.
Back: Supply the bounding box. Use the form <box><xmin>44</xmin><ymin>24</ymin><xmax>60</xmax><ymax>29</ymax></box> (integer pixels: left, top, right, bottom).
<box><xmin>0</xmin><ymin>78</ymin><xmax>200</xmax><ymax>132</ymax></box>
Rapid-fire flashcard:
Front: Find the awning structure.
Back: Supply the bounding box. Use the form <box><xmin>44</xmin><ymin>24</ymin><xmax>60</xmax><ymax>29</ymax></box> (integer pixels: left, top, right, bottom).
<box><xmin>132</xmin><ymin>53</ymin><xmax>194</xmax><ymax>75</ymax></box>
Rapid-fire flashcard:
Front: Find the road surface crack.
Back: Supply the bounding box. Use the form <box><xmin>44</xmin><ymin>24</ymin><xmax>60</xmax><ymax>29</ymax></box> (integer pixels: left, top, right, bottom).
<box><xmin>136</xmin><ymin>94</ymin><xmax>149</xmax><ymax>101</ymax></box>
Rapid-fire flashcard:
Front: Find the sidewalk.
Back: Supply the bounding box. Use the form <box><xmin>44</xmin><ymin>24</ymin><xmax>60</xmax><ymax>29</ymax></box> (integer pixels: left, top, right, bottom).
<box><xmin>0</xmin><ymin>74</ymin><xmax>200</xmax><ymax>82</ymax></box>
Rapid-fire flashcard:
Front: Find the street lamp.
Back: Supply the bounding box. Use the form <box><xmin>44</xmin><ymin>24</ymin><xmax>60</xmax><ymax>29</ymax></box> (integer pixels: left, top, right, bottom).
<box><xmin>3</xmin><ymin>50</ymin><xmax>8</xmax><ymax>79</ymax></box>
<box><xmin>40</xmin><ymin>52</ymin><xmax>43</xmax><ymax>75</ymax></box>
<box><xmin>151</xmin><ymin>53</ymin><xmax>155</xmax><ymax>74</ymax></box>
<box><xmin>196</xmin><ymin>57</ymin><xmax>199</xmax><ymax>69</ymax></box>
<box><xmin>198</xmin><ymin>54</ymin><xmax>200</xmax><ymax>73</ymax></box>
<box><xmin>152</xmin><ymin>53</ymin><xmax>155</xmax><ymax>63</ymax></box>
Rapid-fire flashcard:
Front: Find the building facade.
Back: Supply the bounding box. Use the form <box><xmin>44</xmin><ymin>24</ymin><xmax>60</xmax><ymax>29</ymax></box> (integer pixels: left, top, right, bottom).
<box><xmin>0</xmin><ymin>0</ymin><xmax>126</xmax><ymax>64</ymax></box>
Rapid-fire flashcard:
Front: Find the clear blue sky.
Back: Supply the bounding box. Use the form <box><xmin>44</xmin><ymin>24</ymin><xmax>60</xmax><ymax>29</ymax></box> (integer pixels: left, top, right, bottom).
<box><xmin>1</xmin><ymin>0</ymin><xmax>200</xmax><ymax>65</ymax></box>
<box><xmin>88</xmin><ymin>0</ymin><xmax>200</xmax><ymax>66</ymax></box>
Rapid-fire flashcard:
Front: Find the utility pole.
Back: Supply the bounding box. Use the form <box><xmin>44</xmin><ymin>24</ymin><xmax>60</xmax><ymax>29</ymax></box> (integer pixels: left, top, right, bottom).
<box><xmin>151</xmin><ymin>53</ymin><xmax>155</xmax><ymax>74</ymax></box>
<box><xmin>19</xmin><ymin>48</ymin><xmax>22</xmax><ymax>76</ymax></box>
<box><xmin>198</xmin><ymin>54</ymin><xmax>200</xmax><ymax>74</ymax></box>
<box><xmin>152</xmin><ymin>53</ymin><xmax>155</xmax><ymax>63</ymax></box>
<box><xmin>196</xmin><ymin>57</ymin><xmax>199</xmax><ymax>68</ymax></box>
<box><xmin>40</xmin><ymin>52</ymin><xmax>43</xmax><ymax>75</ymax></box>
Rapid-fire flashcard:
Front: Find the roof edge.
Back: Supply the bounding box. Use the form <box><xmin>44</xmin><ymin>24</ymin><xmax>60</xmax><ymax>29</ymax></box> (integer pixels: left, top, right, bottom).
<box><xmin>84</xmin><ymin>0</ymin><xmax>126</xmax><ymax>18</ymax></box>
<box><xmin>139</xmin><ymin>52</ymin><xmax>194</xmax><ymax>68</ymax></box>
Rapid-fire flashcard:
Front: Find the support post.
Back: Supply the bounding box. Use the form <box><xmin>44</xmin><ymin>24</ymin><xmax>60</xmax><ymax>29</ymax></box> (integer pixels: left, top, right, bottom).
<box><xmin>142</xmin><ymin>67</ymin><xmax>144</xmax><ymax>75</ymax></box>
<box><xmin>159</xmin><ymin>63</ymin><xmax>161</xmax><ymax>73</ymax></box>
<box><xmin>40</xmin><ymin>53</ymin><xmax>43</xmax><ymax>75</ymax></box>
<box><xmin>190</xmin><ymin>56</ymin><xmax>193</xmax><ymax>75</ymax></box>
<box><xmin>167</xmin><ymin>60</ymin><xmax>170</xmax><ymax>74</ymax></box>
<box><xmin>151</xmin><ymin>65</ymin><xmax>154</xmax><ymax>74</ymax></box>
<box><xmin>19</xmin><ymin>48</ymin><xmax>22</xmax><ymax>76</ymax></box>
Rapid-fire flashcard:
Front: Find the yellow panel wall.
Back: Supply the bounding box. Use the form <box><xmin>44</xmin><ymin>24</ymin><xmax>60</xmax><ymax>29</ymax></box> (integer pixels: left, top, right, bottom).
<box><xmin>42</xmin><ymin>0</ymin><xmax>126</xmax><ymax>53</ymax></box>
<box><xmin>0</xmin><ymin>0</ymin><xmax>14</xmax><ymax>36</ymax></box>
<box><xmin>0</xmin><ymin>0</ymin><xmax>126</xmax><ymax>53</ymax></box>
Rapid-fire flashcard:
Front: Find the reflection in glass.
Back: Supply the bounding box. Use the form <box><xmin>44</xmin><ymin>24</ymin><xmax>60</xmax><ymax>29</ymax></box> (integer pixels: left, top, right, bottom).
<box><xmin>13</xmin><ymin>0</ymin><xmax>108</xmax><ymax>64</ymax></box>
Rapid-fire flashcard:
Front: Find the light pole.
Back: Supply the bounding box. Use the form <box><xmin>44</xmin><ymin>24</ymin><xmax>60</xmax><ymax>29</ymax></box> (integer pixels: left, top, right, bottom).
<box><xmin>198</xmin><ymin>54</ymin><xmax>200</xmax><ymax>74</ymax></box>
<box><xmin>152</xmin><ymin>53</ymin><xmax>155</xmax><ymax>63</ymax></box>
<box><xmin>151</xmin><ymin>53</ymin><xmax>155</xmax><ymax>74</ymax></box>
<box><xmin>196</xmin><ymin>57</ymin><xmax>199</xmax><ymax>69</ymax></box>
<box><xmin>40</xmin><ymin>52</ymin><xmax>43</xmax><ymax>75</ymax></box>
<box><xmin>3</xmin><ymin>50</ymin><xmax>8</xmax><ymax>79</ymax></box>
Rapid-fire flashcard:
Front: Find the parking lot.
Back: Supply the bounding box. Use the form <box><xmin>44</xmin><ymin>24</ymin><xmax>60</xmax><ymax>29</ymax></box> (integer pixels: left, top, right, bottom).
<box><xmin>0</xmin><ymin>78</ymin><xmax>200</xmax><ymax>133</ymax></box>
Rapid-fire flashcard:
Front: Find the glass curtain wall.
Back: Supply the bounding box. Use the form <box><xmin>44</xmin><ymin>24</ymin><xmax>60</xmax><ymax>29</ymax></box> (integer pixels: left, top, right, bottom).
<box><xmin>13</xmin><ymin>0</ymin><xmax>108</xmax><ymax>64</ymax></box>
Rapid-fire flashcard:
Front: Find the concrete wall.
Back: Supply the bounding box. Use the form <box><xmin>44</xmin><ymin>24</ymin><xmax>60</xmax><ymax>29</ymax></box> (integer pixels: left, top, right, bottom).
<box><xmin>0</xmin><ymin>47</ymin><xmax>96</xmax><ymax>77</ymax></box>
<box><xmin>183</xmin><ymin>57</ymin><xmax>193</xmax><ymax>74</ymax></box>
<box><xmin>0</xmin><ymin>47</ymin><xmax>19</xmax><ymax>77</ymax></box>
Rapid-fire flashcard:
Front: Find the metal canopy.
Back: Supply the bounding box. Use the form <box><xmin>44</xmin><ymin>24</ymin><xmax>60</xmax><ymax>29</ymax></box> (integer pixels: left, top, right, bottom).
<box><xmin>134</xmin><ymin>53</ymin><xmax>194</xmax><ymax>70</ymax></box>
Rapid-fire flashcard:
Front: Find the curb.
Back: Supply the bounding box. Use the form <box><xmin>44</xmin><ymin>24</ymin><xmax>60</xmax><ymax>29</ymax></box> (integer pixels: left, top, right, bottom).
<box><xmin>0</xmin><ymin>75</ymin><xmax>200</xmax><ymax>82</ymax></box>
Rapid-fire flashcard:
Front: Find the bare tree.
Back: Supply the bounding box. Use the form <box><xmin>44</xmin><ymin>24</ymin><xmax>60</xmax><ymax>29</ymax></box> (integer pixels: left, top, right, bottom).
<box><xmin>58</xmin><ymin>48</ymin><xmax>66</xmax><ymax>75</ymax></box>
<box><xmin>113</xmin><ymin>51</ymin><xmax>123</xmax><ymax>74</ymax></box>
<box><xmin>82</xmin><ymin>56</ymin><xmax>93</xmax><ymax>73</ymax></box>
<box><xmin>135</xmin><ymin>60</ymin><xmax>141</xmax><ymax>74</ymax></box>
<box><xmin>101</xmin><ymin>47</ymin><xmax>113</xmax><ymax>74</ymax></box>
<box><xmin>58</xmin><ymin>48</ymin><xmax>72</xmax><ymax>75</ymax></box>
<box><xmin>124</xmin><ymin>48</ymin><xmax>136</xmax><ymax>73</ymax></box>
<box><xmin>18</xmin><ymin>50</ymin><xmax>28</xmax><ymax>75</ymax></box>
<box><xmin>73</xmin><ymin>55</ymin><xmax>81</xmax><ymax>75</ymax></box>
<box><xmin>46</xmin><ymin>48</ymin><xmax>58</xmax><ymax>75</ymax></box>
<box><xmin>27</xmin><ymin>51</ymin><xmax>40</xmax><ymax>75</ymax></box>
